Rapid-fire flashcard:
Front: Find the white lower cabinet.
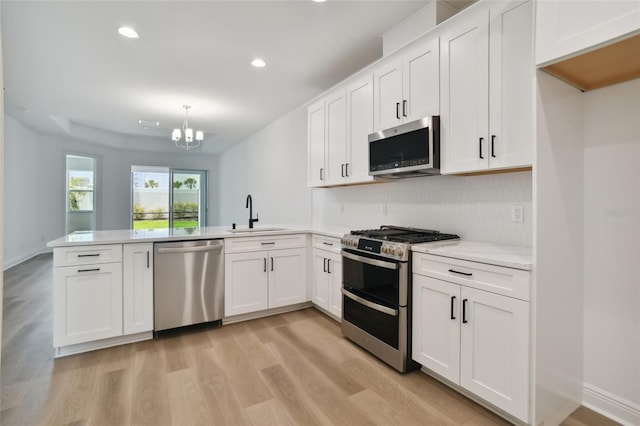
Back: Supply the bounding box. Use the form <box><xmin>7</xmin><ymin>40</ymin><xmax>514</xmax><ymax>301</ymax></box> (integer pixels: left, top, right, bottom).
<box><xmin>412</xmin><ymin>255</ymin><xmax>530</xmax><ymax>422</ymax></box>
<box><xmin>123</xmin><ymin>243</ymin><xmax>154</xmax><ymax>334</ymax></box>
<box><xmin>53</xmin><ymin>262</ymin><xmax>123</xmax><ymax>347</ymax></box>
<box><xmin>53</xmin><ymin>243</ymin><xmax>154</xmax><ymax>354</ymax></box>
<box><xmin>225</xmin><ymin>247</ymin><xmax>306</xmax><ymax>317</ymax></box>
<box><xmin>311</xmin><ymin>248</ymin><xmax>342</xmax><ymax>319</ymax></box>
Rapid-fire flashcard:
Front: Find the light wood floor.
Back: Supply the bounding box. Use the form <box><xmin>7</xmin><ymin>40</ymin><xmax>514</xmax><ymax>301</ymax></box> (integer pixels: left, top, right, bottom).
<box><xmin>1</xmin><ymin>254</ymin><xmax>618</xmax><ymax>425</ymax></box>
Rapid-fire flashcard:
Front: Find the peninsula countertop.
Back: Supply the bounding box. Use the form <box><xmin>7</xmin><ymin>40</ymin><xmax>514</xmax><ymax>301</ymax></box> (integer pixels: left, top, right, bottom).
<box><xmin>47</xmin><ymin>224</ymin><xmax>352</xmax><ymax>248</ymax></box>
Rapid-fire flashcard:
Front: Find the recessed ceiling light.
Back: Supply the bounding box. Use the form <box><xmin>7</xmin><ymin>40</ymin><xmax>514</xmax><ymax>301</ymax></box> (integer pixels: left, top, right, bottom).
<box><xmin>138</xmin><ymin>119</ymin><xmax>159</xmax><ymax>127</ymax></box>
<box><xmin>251</xmin><ymin>58</ymin><xmax>266</xmax><ymax>68</ymax></box>
<box><xmin>312</xmin><ymin>0</ymin><xmax>326</xmax><ymax>3</ymax></box>
<box><xmin>118</xmin><ymin>26</ymin><xmax>139</xmax><ymax>39</ymax></box>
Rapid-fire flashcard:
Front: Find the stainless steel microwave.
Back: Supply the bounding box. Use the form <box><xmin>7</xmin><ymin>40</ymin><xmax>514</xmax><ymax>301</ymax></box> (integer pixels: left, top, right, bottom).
<box><xmin>368</xmin><ymin>116</ymin><xmax>440</xmax><ymax>178</ymax></box>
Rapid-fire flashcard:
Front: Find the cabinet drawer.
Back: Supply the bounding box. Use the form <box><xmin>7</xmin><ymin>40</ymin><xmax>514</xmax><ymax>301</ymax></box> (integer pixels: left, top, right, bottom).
<box><xmin>224</xmin><ymin>234</ymin><xmax>307</xmax><ymax>254</ymax></box>
<box><xmin>312</xmin><ymin>235</ymin><xmax>341</xmax><ymax>254</ymax></box>
<box><xmin>54</xmin><ymin>244</ymin><xmax>123</xmax><ymax>267</ymax></box>
<box><xmin>413</xmin><ymin>253</ymin><xmax>530</xmax><ymax>301</ymax></box>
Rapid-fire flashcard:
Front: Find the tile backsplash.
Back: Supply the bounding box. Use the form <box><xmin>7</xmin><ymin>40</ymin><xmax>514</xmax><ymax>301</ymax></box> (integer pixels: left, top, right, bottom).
<box><xmin>312</xmin><ymin>171</ymin><xmax>532</xmax><ymax>247</ymax></box>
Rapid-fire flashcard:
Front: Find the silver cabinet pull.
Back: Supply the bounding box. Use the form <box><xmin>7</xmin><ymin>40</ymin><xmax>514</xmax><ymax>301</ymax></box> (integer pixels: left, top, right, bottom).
<box><xmin>77</xmin><ymin>253</ymin><xmax>100</xmax><ymax>258</ymax></box>
<box><xmin>78</xmin><ymin>268</ymin><xmax>100</xmax><ymax>273</ymax></box>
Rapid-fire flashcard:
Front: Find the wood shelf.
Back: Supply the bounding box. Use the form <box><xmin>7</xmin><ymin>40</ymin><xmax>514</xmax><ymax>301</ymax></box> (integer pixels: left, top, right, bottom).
<box><xmin>541</xmin><ymin>33</ymin><xmax>640</xmax><ymax>92</ymax></box>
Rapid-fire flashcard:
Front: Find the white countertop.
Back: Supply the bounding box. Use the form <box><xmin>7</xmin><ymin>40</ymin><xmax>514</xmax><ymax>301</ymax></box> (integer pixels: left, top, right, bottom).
<box><xmin>411</xmin><ymin>240</ymin><xmax>533</xmax><ymax>270</ymax></box>
<box><xmin>47</xmin><ymin>224</ymin><xmax>351</xmax><ymax>248</ymax></box>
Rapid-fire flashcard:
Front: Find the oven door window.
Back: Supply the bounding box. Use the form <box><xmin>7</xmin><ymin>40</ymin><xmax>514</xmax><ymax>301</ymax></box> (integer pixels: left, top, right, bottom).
<box><xmin>342</xmin><ymin>250</ymin><xmax>400</xmax><ymax>306</ymax></box>
<box><xmin>343</xmin><ymin>290</ymin><xmax>399</xmax><ymax>349</ymax></box>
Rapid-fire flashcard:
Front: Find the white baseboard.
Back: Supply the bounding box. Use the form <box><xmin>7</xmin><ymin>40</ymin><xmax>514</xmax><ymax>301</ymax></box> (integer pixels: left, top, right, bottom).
<box><xmin>3</xmin><ymin>247</ymin><xmax>52</xmax><ymax>270</ymax></box>
<box><xmin>583</xmin><ymin>383</ymin><xmax>640</xmax><ymax>426</ymax></box>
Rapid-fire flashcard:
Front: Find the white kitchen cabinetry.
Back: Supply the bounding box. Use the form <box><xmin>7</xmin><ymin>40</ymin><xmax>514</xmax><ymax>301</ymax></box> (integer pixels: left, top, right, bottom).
<box><xmin>412</xmin><ymin>252</ymin><xmax>530</xmax><ymax>422</ymax></box>
<box><xmin>536</xmin><ymin>1</ymin><xmax>640</xmax><ymax>66</ymax></box>
<box><xmin>311</xmin><ymin>235</ymin><xmax>343</xmax><ymax>320</ymax></box>
<box><xmin>307</xmin><ymin>99</ymin><xmax>326</xmax><ymax>187</ymax></box>
<box><xmin>440</xmin><ymin>0</ymin><xmax>533</xmax><ymax>174</ymax></box>
<box><xmin>345</xmin><ymin>75</ymin><xmax>374</xmax><ymax>185</ymax></box>
<box><xmin>224</xmin><ymin>235</ymin><xmax>307</xmax><ymax>317</ymax></box>
<box><xmin>374</xmin><ymin>36</ymin><xmax>439</xmax><ymax>131</ymax></box>
<box><xmin>53</xmin><ymin>245</ymin><xmax>124</xmax><ymax>347</ymax></box>
<box><xmin>123</xmin><ymin>243</ymin><xmax>154</xmax><ymax>334</ymax></box>
<box><xmin>225</xmin><ymin>251</ymin><xmax>269</xmax><ymax>315</ymax></box>
<box><xmin>307</xmin><ymin>74</ymin><xmax>374</xmax><ymax>187</ymax></box>
<box><xmin>325</xmin><ymin>88</ymin><xmax>347</xmax><ymax>186</ymax></box>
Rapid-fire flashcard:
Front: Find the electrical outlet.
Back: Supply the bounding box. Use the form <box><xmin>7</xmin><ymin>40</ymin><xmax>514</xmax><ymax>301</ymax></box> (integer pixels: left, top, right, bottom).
<box><xmin>381</xmin><ymin>204</ymin><xmax>388</xmax><ymax>216</ymax></box>
<box><xmin>511</xmin><ymin>205</ymin><xmax>524</xmax><ymax>223</ymax></box>
<box><xmin>339</xmin><ymin>203</ymin><xmax>344</xmax><ymax>214</ymax></box>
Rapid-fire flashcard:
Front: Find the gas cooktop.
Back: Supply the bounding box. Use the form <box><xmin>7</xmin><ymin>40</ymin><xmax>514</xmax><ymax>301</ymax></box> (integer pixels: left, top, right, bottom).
<box><xmin>342</xmin><ymin>225</ymin><xmax>459</xmax><ymax>261</ymax></box>
<box><xmin>350</xmin><ymin>225</ymin><xmax>460</xmax><ymax>244</ymax></box>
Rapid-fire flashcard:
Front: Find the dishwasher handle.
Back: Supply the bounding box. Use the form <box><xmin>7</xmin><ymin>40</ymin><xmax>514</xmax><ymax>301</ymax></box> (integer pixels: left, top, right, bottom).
<box><xmin>156</xmin><ymin>243</ymin><xmax>223</xmax><ymax>254</ymax></box>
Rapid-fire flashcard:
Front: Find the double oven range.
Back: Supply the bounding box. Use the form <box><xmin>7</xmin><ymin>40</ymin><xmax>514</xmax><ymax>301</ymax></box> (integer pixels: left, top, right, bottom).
<box><xmin>340</xmin><ymin>226</ymin><xmax>459</xmax><ymax>372</ymax></box>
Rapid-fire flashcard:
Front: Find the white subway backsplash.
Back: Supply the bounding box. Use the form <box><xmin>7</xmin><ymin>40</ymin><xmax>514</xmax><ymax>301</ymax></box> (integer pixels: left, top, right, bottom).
<box><xmin>312</xmin><ymin>171</ymin><xmax>532</xmax><ymax>247</ymax></box>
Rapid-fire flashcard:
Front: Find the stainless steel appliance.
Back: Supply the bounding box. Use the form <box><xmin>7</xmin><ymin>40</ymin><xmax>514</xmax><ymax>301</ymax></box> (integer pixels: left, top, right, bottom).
<box><xmin>341</xmin><ymin>226</ymin><xmax>459</xmax><ymax>372</ymax></box>
<box><xmin>368</xmin><ymin>116</ymin><xmax>440</xmax><ymax>178</ymax></box>
<box><xmin>154</xmin><ymin>239</ymin><xmax>224</xmax><ymax>331</ymax></box>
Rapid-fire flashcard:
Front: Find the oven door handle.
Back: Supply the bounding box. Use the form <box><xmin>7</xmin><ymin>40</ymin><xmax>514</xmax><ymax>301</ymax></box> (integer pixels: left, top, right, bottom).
<box><xmin>342</xmin><ymin>251</ymin><xmax>398</xmax><ymax>270</ymax></box>
<box><xmin>342</xmin><ymin>289</ymin><xmax>398</xmax><ymax>317</ymax></box>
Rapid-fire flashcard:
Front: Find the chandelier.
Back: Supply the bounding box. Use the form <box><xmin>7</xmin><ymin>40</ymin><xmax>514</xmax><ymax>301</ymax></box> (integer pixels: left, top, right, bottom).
<box><xmin>172</xmin><ymin>105</ymin><xmax>203</xmax><ymax>151</ymax></box>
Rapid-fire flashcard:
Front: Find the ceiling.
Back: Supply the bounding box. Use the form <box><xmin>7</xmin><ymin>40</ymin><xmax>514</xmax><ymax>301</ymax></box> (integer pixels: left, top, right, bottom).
<box><xmin>0</xmin><ymin>0</ymin><xmax>454</xmax><ymax>155</ymax></box>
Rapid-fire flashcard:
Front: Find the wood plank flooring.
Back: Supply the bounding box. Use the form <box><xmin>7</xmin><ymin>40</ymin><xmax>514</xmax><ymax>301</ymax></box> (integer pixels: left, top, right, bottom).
<box><xmin>1</xmin><ymin>254</ymin><xmax>619</xmax><ymax>425</ymax></box>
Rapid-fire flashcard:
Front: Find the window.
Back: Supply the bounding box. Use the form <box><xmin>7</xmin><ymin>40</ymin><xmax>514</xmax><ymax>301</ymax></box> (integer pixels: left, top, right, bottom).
<box><xmin>66</xmin><ymin>154</ymin><xmax>96</xmax><ymax>233</ymax></box>
<box><xmin>131</xmin><ymin>166</ymin><xmax>207</xmax><ymax>230</ymax></box>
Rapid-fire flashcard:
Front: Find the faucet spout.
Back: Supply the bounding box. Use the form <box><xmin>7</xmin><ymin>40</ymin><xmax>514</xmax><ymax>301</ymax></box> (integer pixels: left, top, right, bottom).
<box><xmin>246</xmin><ymin>194</ymin><xmax>259</xmax><ymax>228</ymax></box>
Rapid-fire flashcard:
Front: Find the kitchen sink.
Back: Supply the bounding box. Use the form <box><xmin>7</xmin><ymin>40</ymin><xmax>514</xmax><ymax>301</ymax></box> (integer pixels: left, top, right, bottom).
<box><xmin>226</xmin><ymin>227</ymin><xmax>288</xmax><ymax>233</ymax></box>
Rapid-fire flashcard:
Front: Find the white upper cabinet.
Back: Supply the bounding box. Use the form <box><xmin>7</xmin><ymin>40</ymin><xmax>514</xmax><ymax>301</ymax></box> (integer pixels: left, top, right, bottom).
<box><xmin>307</xmin><ymin>73</ymin><xmax>375</xmax><ymax>187</ymax></box>
<box><xmin>536</xmin><ymin>0</ymin><xmax>640</xmax><ymax>66</ymax></box>
<box><xmin>325</xmin><ymin>88</ymin><xmax>348</xmax><ymax>186</ymax></box>
<box><xmin>307</xmin><ymin>99</ymin><xmax>326</xmax><ymax>187</ymax></box>
<box><xmin>345</xmin><ymin>74</ymin><xmax>375</xmax><ymax>185</ymax></box>
<box><xmin>488</xmin><ymin>0</ymin><xmax>534</xmax><ymax>170</ymax></box>
<box><xmin>441</xmin><ymin>1</ymin><xmax>533</xmax><ymax>174</ymax></box>
<box><xmin>374</xmin><ymin>36</ymin><xmax>440</xmax><ymax>131</ymax></box>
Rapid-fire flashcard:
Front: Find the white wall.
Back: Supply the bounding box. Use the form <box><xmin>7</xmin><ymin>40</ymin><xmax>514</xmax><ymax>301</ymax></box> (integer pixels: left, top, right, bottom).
<box><xmin>313</xmin><ymin>172</ymin><xmax>532</xmax><ymax>246</ymax></box>
<box><xmin>582</xmin><ymin>79</ymin><xmax>640</xmax><ymax>423</ymax></box>
<box><xmin>3</xmin><ymin>115</ymin><xmax>220</xmax><ymax>269</ymax></box>
<box><xmin>218</xmin><ymin>106</ymin><xmax>311</xmax><ymax>227</ymax></box>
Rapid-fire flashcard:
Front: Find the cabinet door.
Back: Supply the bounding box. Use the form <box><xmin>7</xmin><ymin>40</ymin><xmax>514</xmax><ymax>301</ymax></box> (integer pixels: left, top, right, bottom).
<box><xmin>536</xmin><ymin>0</ymin><xmax>640</xmax><ymax>66</ymax></box>
<box><xmin>325</xmin><ymin>89</ymin><xmax>348</xmax><ymax>186</ymax></box>
<box><xmin>441</xmin><ymin>9</ymin><xmax>490</xmax><ymax>174</ymax></box>
<box><xmin>268</xmin><ymin>248</ymin><xmax>307</xmax><ymax>309</ymax></box>
<box><xmin>307</xmin><ymin>100</ymin><xmax>326</xmax><ymax>187</ymax></box>
<box><xmin>373</xmin><ymin>56</ymin><xmax>403</xmax><ymax>131</ymax></box>
<box><xmin>488</xmin><ymin>0</ymin><xmax>533</xmax><ymax>170</ymax></box>
<box><xmin>224</xmin><ymin>252</ymin><xmax>269</xmax><ymax>316</ymax></box>
<box><xmin>460</xmin><ymin>287</ymin><xmax>530</xmax><ymax>422</ymax></box>
<box><xmin>123</xmin><ymin>243</ymin><xmax>154</xmax><ymax>334</ymax></box>
<box><xmin>412</xmin><ymin>274</ymin><xmax>461</xmax><ymax>383</ymax></box>
<box><xmin>327</xmin><ymin>253</ymin><xmax>343</xmax><ymax>319</ymax></box>
<box><xmin>346</xmin><ymin>74</ymin><xmax>374</xmax><ymax>184</ymax></box>
<box><xmin>312</xmin><ymin>249</ymin><xmax>329</xmax><ymax>310</ymax></box>
<box><xmin>403</xmin><ymin>37</ymin><xmax>440</xmax><ymax>121</ymax></box>
<box><xmin>53</xmin><ymin>263</ymin><xmax>123</xmax><ymax>347</ymax></box>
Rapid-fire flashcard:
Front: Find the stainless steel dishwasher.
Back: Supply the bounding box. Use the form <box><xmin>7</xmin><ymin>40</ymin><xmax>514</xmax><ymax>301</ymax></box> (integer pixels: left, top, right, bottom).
<box><xmin>154</xmin><ymin>239</ymin><xmax>224</xmax><ymax>331</ymax></box>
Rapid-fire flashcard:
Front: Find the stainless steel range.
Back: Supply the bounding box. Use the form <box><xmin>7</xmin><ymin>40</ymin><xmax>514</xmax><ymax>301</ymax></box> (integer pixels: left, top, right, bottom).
<box><xmin>340</xmin><ymin>226</ymin><xmax>459</xmax><ymax>372</ymax></box>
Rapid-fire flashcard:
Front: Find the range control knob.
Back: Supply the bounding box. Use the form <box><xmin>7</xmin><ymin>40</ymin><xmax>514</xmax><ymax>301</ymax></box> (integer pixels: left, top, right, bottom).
<box><xmin>394</xmin><ymin>247</ymin><xmax>404</xmax><ymax>258</ymax></box>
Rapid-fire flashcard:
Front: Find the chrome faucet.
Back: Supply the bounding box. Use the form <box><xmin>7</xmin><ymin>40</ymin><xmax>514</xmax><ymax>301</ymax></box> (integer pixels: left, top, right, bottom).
<box><xmin>246</xmin><ymin>194</ymin><xmax>259</xmax><ymax>228</ymax></box>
